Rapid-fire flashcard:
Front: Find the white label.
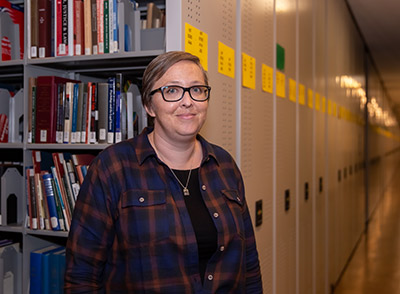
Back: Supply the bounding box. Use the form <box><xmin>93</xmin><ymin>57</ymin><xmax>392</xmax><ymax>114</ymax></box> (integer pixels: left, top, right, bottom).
<box><xmin>99</xmin><ymin>129</ymin><xmax>106</xmax><ymax>140</ymax></box>
<box><xmin>40</xmin><ymin>130</ymin><xmax>47</xmax><ymax>142</ymax></box>
<box><xmin>50</xmin><ymin>217</ymin><xmax>58</xmax><ymax>229</ymax></box>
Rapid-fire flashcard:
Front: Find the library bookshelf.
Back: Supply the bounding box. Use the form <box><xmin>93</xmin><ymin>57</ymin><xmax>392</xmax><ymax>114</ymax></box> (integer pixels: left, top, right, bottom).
<box><xmin>0</xmin><ymin>0</ymin><xmax>167</xmax><ymax>292</ymax></box>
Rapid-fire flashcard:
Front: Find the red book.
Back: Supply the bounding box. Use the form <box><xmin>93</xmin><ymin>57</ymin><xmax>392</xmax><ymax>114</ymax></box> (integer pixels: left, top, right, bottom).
<box><xmin>38</xmin><ymin>0</ymin><xmax>52</xmax><ymax>58</ymax></box>
<box><xmin>35</xmin><ymin>76</ymin><xmax>79</xmax><ymax>143</ymax></box>
<box><xmin>74</xmin><ymin>0</ymin><xmax>84</xmax><ymax>55</ymax></box>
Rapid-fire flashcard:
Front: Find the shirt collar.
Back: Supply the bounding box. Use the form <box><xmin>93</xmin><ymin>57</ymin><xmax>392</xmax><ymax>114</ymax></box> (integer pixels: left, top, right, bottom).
<box><xmin>132</xmin><ymin>127</ymin><xmax>220</xmax><ymax>166</ymax></box>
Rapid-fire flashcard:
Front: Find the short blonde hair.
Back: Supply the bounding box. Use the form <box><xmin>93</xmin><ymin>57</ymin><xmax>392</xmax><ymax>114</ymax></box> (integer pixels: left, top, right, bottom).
<box><xmin>141</xmin><ymin>51</ymin><xmax>208</xmax><ymax>108</ymax></box>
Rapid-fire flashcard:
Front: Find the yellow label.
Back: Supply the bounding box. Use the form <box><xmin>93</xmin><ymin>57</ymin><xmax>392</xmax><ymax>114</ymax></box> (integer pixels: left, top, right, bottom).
<box><xmin>218</xmin><ymin>42</ymin><xmax>235</xmax><ymax>78</ymax></box>
<box><xmin>276</xmin><ymin>71</ymin><xmax>286</xmax><ymax>98</ymax></box>
<box><xmin>315</xmin><ymin>92</ymin><xmax>321</xmax><ymax>111</ymax></box>
<box><xmin>185</xmin><ymin>23</ymin><xmax>208</xmax><ymax>71</ymax></box>
<box><xmin>333</xmin><ymin>102</ymin><xmax>337</xmax><ymax>117</ymax></box>
<box><xmin>328</xmin><ymin>99</ymin><xmax>332</xmax><ymax>115</ymax></box>
<box><xmin>262</xmin><ymin>64</ymin><xmax>273</xmax><ymax>93</ymax></box>
<box><xmin>289</xmin><ymin>79</ymin><xmax>296</xmax><ymax>102</ymax></box>
<box><xmin>322</xmin><ymin>96</ymin><xmax>326</xmax><ymax>113</ymax></box>
<box><xmin>242</xmin><ymin>53</ymin><xmax>256</xmax><ymax>89</ymax></box>
<box><xmin>308</xmin><ymin>88</ymin><xmax>313</xmax><ymax>109</ymax></box>
<box><xmin>298</xmin><ymin>83</ymin><xmax>305</xmax><ymax>105</ymax></box>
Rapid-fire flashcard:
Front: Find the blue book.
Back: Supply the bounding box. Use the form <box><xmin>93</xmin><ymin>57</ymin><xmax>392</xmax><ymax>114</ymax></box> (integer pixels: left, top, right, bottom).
<box><xmin>49</xmin><ymin>247</ymin><xmax>66</xmax><ymax>294</ymax></box>
<box><xmin>29</xmin><ymin>245</ymin><xmax>62</xmax><ymax>294</ymax></box>
<box><xmin>70</xmin><ymin>83</ymin><xmax>80</xmax><ymax>143</ymax></box>
<box><xmin>41</xmin><ymin>173</ymin><xmax>61</xmax><ymax>230</ymax></box>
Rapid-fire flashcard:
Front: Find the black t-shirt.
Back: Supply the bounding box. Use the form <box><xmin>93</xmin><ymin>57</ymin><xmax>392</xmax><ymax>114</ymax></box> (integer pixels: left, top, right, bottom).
<box><xmin>172</xmin><ymin>168</ymin><xmax>218</xmax><ymax>283</ymax></box>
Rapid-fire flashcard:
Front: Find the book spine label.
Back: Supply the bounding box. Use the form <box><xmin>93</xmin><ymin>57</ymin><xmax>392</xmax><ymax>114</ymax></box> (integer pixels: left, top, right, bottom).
<box><xmin>107</xmin><ymin>77</ymin><xmax>115</xmax><ymax>143</ymax></box>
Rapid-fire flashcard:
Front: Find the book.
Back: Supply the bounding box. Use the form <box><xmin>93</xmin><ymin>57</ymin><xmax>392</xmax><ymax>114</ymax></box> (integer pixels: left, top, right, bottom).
<box><xmin>55</xmin><ymin>0</ymin><xmax>67</xmax><ymax>56</ymax></box>
<box><xmin>38</xmin><ymin>0</ymin><xmax>52</xmax><ymax>58</ymax></box>
<box><xmin>75</xmin><ymin>83</ymin><xmax>84</xmax><ymax>143</ymax></box>
<box><xmin>29</xmin><ymin>245</ymin><xmax>62</xmax><ymax>294</ymax></box>
<box><xmin>51</xmin><ymin>166</ymin><xmax>71</xmax><ymax>230</ymax></box>
<box><xmin>74</xmin><ymin>0</ymin><xmax>84</xmax><ymax>55</ymax></box>
<box><xmin>96</xmin><ymin>0</ymin><xmax>104</xmax><ymax>54</ymax></box>
<box><xmin>67</xmin><ymin>0</ymin><xmax>74</xmax><ymax>56</ymax></box>
<box><xmin>80</xmin><ymin>90</ymin><xmax>88</xmax><ymax>143</ymax></box>
<box><xmin>49</xmin><ymin>248</ymin><xmax>66</xmax><ymax>294</ymax></box>
<box><xmin>83</xmin><ymin>0</ymin><xmax>92</xmax><ymax>55</ymax></box>
<box><xmin>41</xmin><ymin>173</ymin><xmax>61</xmax><ymax>230</ymax></box>
<box><xmin>146</xmin><ymin>2</ymin><xmax>163</xmax><ymax>29</ymax></box>
<box><xmin>103</xmin><ymin>0</ymin><xmax>109</xmax><ymax>54</ymax></box>
<box><xmin>110</xmin><ymin>0</ymin><xmax>117</xmax><ymax>52</ymax></box>
<box><xmin>91</xmin><ymin>0</ymin><xmax>98</xmax><ymax>54</ymax></box>
<box><xmin>35</xmin><ymin>76</ymin><xmax>79</xmax><ymax>143</ymax></box>
<box><xmin>70</xmin><ymin>83</ymin><xmax>80</xmax><ymax>143</ymax></box>
<box><xmin>107</xmin><ymin>77</ymin><xmax>115</xmax><ymax>143</ymax></box>
<box><xmin>63</xmin><ymin>82</ymin><xmax>74</xmax><ymax>143</ymax></box>
<box><xmin>89</xmin><ymin>82</ymin><xmax>98</xmax><ymax>143</ymax></box>
<box><xmin>27</xmin><ymin>168</ymin><xmax>38</xmax><ymax>230</ymax></box>
<box><xmin>28</xmin><ymin>77</ymin><xmax>37</xmax><ymax>143</ymax></box>
<box><xmin>115</xmin><ymin>73</ymin><xmax>122</xmax><ymax>143</ymax></box>
<box><xmin>30</xmin><ymin>0</ymin><xmax>39</xmax><ymax>58</ymax></box>
<box><xmin>51</xmin><ymin>153</ymin><xmax>74</xmax><ymax>218</ymax></box>
<box><xmin>56</xmin><ymin>83</ymin><xmax>65</xmax><ymax>143</ymax></box>
<box><xmin>97</xmin><ymin>82</ymin><xmax>109</xmax><ymax>143</ymax></box>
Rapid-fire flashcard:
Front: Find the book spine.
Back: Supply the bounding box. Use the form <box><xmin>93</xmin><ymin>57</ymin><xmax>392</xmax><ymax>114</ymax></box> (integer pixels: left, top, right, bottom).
<box><xmin>51</xmin><ymin>166</ymin><xmax>71</xmax><ymax>229</ymax></box>
<box><xmin>89</xmin><ymin>83</ymin><xmax>98</xmax><ymax>143</ymax></box>
<box><xmin>50</xmin><ymin>176</ymin><xmax>66</xmax><ymax>230</ymax></box>
<box><xmin>84</xmin><ymin>83</ymin><xmax>92</xmax><ymax>144</ymax></box>
<box><xmin>60</xmin><ymin>0</ymin><xmax>68</xmax><ymax>55</ymax></box>
<box><xmin>31</xmin><ymin>0</ymin><xmax>39</xmax><ymax>58</ymax></box>
<box><xmin>63</xmin><ymin>82</ymin><xmax>73</xmax><ymax>143</ymax></box>
<box><xmin>71</xmin><ymin>83</ymin><xmax>79</xmax><ymax>143</ymax></box>
<box><xmin>91</xmin><ymin>0</ymin><xmax>98</xmax><ymax>54</ymax></box>
<box><xmin>111</xmin><ymin>0</ymin><xmax>117</xmax><ymax>53</ymax></box>
<box><xmin>34</xmin><ymin>172</ymin><xmax>45</xmax><ymax>230</ymax></box>
<box><xmin>107</xmin><ymin>77</ymin><xmax>115</xmax><ymax>144</ymax></box>
<box><xmin>97</xmin><ymin>0</ymin><xmax>104</xmax><ymax>54</ymax></box>
<box><xmin>56</xmin><ymin>83</ymin><xmax>65</xmax><ymax>144</ymax></box>
<box><xmin>83</xmin><ymin>0</ymin><xmax>92</xmax><ymax>55</ymax></box>
<box><xmin>115</xmin><ymin>73</ymin><xmax>122</xmax><ymax>143</ymax></box>
<box><xmin>80</xmin><ymin>90</ymin><xmax>88</xmax><ymax>143</ymax></box>
<box><xmin>27</xmin><ymin>168</ymin><xmax>38</xmax><ymax>229</ymax></box>
<box><xmin>38</xmin><ymin>0</ymin><xmax>52</xmax><ymax>58</ymax></box>
<box><xmin>68</xmin><ymin>0</ymin><xmax>74</xmax><ymax>56</ymax></box>
<box><xmin>103</xmin><ymin>0</ymin><xmax>109</xmax><ymax>54</ymax></box>
<box><xmin>74</xmin><ymin>0</ymin><xmax>84</xmax><ymax>55</ymax></box>
<box><xmin>42</xmin><ymin>173</ymin><xmax>61</xmax><ymax>230</ymax></box>
<box><xmin>76</xmin><ymin>83</ymin><xmax>84</xmax><ymax>143</ymax></box>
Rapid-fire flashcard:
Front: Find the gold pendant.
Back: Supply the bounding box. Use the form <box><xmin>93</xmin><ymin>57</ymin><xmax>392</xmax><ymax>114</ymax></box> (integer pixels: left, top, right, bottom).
<box><xmin>183</xmin><ymin>187</ymin><xmax>190</xmax><ymax>196</ymax></box>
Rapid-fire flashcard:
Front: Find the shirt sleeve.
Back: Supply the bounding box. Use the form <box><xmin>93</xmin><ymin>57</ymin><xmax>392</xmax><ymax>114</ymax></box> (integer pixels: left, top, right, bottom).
<box><xmin>64</xmin><ymin>156</ymin><xmax>116</xmax><ymax>293</ymax></box>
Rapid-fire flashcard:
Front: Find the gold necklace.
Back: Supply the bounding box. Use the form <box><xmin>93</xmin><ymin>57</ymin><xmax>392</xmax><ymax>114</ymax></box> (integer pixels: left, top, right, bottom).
<box><xmin>151</xmin><ymin>134</ymin><xmax>196</xmax><ymax>196</ymax></box>
<box><xmin>169</xmin><ymin>168</ymin><xmax>192</xmax><ymax>196</ymax></box>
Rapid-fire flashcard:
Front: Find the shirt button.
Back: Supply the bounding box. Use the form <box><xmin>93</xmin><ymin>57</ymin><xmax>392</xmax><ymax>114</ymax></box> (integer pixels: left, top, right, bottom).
<box><xmin>236</xmin><ymin>196</ymin><xmax>241</xmax><ymax>202</ymax></box>
<box><xmin>139</xmin><ymin>197</ymin><xmax>145</xmax><ymax>203</ymax></box>
<box><xmin>213</xmin><ymin>212</ymin><xmax>219</xmax><ymax>218</ymax></box>
<box><xmin>207</xmin><ymin>274</ymin><xmax>214</xmax><ymax>281</ymax></box>
<box><xmin>202</xmin><ymin>185</ymin><xmax>207</xmax><ymax>191</ymax></box>
<box><xmin>220</xmin><ymin>245</ymin><xmax>225</xmax><ymax>251</ymax></box>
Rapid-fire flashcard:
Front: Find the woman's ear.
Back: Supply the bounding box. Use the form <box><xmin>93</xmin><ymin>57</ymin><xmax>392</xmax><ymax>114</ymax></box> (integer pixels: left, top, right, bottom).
<box><xmin>145</xmin><ymin>104</ymin><xmax>156</xmax><ymax>118</ymax></box>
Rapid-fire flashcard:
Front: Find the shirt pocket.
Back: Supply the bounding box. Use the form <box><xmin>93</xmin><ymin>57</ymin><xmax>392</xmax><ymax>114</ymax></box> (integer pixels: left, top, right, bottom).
<box><xmin>120</xmin><ymin>189</ymin><xmax>169</xmax><ymax>244</ymax></box>
<box><xmin>221</xmin><ymin>189</ymin><xmax>245</xmax><ymax>239</ymax></box>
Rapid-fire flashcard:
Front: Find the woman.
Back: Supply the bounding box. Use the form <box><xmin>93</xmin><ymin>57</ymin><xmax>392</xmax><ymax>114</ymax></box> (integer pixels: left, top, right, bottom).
<box><xmin>64</xmin><ymin>51</ymin><xmax>263</xmax><ymax>293</ymax></box>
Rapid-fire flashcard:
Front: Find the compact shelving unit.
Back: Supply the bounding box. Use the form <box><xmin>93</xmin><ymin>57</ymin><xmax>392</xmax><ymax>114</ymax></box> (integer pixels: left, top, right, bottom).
<box><xmin>0</xmin><ymin>1</ymin><xmax>167</xmax><ymax>292</ymax></box>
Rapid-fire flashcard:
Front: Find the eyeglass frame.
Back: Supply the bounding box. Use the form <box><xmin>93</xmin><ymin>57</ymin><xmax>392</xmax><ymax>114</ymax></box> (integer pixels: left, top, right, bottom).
<box><xmin>149</xmin><ymin>85</ymin><xmax>211</xmax><ymax>102</ymax></box>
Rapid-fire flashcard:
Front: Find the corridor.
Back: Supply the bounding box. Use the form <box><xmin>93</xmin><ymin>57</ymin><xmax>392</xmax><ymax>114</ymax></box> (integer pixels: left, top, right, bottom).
<box><xmin>333</xmin><ymin>164</ymin><xmax>400</xmax><ymax>293</ymax></box>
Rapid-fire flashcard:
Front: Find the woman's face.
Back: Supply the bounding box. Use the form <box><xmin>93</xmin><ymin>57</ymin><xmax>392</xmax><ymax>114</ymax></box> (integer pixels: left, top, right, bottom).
<box><xmin>145</xmin><ymin>60</ymin><xmax>209</xmax><ymax>143</ymax></box>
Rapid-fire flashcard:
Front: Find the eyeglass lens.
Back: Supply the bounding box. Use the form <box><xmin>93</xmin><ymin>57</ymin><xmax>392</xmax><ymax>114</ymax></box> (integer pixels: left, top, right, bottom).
<box><xmin>162</xmin><ymin>86</ymin><xmax>209</xmax><ymax>101</ymax></box>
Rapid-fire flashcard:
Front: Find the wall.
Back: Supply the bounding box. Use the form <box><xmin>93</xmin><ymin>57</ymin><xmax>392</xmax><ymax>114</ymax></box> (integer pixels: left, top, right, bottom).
<box><xmin>166</xmin><ymin>0</ymin><xmax>400</xmax><ymax>293</ymax></box>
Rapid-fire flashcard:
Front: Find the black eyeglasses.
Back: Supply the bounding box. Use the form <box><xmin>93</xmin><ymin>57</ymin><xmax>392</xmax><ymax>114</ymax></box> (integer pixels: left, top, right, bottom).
<box><xmin>149</xmin><ymin>85</ymin><xmax>211</xmax><ymax>102</ymax></box>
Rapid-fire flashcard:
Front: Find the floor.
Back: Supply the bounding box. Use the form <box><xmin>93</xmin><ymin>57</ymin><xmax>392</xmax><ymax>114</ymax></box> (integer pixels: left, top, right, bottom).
<box><xmin>333</xmin><ymin>167</ymin><xmax>400</xmax><ymax>294</ymax></box>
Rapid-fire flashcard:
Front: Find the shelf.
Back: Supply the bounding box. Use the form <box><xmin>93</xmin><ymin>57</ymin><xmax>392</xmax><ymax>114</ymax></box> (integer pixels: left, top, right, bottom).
<box><xmin>0</xmin><ymin>143</ymin><xmax>24</xmax><ymax>149</ymax></box>
<box><xmin>25</xmin><ymin>229</ymin><xmax>69</xmax><ymax>238</ymax></box>
<box><xmin>0</xmin><ymin>224</ymin><xmax>23</xmax><ymax>234</ymax></box>
<box><xmin>26</xmin><ymin>143</ymin><xmax>110</xmax><ymax>150</ymax></box>
<box><xmin>27</xmin><ymin>50</ymin><xmax>165</xmax><ymax>79</ymax></box>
